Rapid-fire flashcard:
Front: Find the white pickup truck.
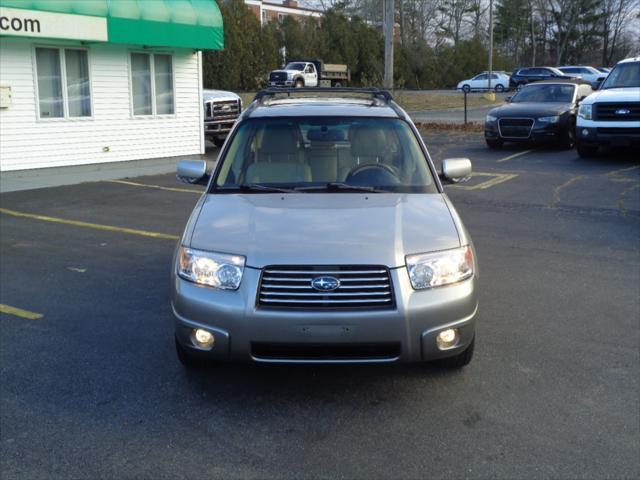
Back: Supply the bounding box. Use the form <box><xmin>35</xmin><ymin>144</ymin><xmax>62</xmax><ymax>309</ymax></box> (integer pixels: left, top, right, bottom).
<box><xmin>203</xmin><ymin>89</ymin><xmax>242</xmax><ymax>148</ymax></box>
<box><xmin>576</xmin><ymin>57</ymin><xmax>640</xmax><ymax>157</ymax></box>
<box><xmin>268</xmin><ymin>59</ymin><xmax>350</xmax><ymax>88</ymax></box>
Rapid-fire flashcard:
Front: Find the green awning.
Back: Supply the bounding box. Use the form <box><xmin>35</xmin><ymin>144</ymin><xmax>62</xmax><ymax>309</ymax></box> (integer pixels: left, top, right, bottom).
<box><xmin>0</xmin><ymin>0</ymin><xmax>223</xmax><ymax>50</ymax></box>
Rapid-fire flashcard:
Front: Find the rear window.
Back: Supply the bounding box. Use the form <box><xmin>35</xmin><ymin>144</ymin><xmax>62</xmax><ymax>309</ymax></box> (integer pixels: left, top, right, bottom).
<box><xmin>213</xmin><ymin>117</ymin><xmax>438</xmax><ymax>193</ymax></box>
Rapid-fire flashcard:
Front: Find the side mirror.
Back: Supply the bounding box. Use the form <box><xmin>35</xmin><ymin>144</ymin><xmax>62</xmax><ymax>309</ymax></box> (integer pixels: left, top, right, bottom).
<box><xmin>177</xmin><ymin>160</ymin><xmax>209</xmax><ymax>185</ymax></box>
<box><xmin>505</xmin><ymin>96</ymin><xmax>512</xmax><ymax>103</ymax></box>
<box><xmin>440</xmin><ymin>158</ymin><xmax>472</xmax><ymax>183</ymax></box>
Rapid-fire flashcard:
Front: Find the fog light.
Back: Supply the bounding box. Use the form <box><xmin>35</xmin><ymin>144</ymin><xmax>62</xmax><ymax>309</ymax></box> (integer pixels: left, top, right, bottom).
<box><xmin>582</xmin><ymin>129</ymin><xmax>589</xmax><ymax>137</ymax></box>
<box><xmin>192</xmin><ymin>328</ymin><xmax>215</xmax><ymax>349</ymax></box>
<box><xmin>437</xmin><ymin>328</ymin><xmax>459</xmax><ymax>350</ymax></box>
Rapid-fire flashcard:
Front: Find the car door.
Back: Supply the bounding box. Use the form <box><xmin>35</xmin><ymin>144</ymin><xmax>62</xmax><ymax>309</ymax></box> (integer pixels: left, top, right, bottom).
<box><xmin>304</xmin><ymin>63</ymin><xmax>318</xmax><ymax>87</ymax></box>
<box><xmin>471</xmin><ymin>74</ymin><xmax>487</xmax><ymax>89</ymax></box>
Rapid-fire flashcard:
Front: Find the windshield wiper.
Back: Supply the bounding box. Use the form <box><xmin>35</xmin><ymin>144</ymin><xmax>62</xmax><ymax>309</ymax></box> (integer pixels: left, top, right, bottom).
<box><xmin>296</xmin><ymin>182</ymin><xmax>388</xmax><ymax>193</ymax></box>
<box><xmin>219</xmin><ymin>183</ymin><xmax>301</xmax><ymax>193</ymax></box>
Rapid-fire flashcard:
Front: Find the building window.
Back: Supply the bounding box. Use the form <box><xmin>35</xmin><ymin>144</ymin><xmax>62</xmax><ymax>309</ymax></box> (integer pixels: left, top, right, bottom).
<box><xmin>278</xmin><ymin>13</ymin><xmax>286</xmax><ymax>23</ymax></box>
<box><xmin>35</xmin><ymin>47</ymin><xmax>91</xmax><ymax>118</ymax></box>
<box><xmin>130</xmin><ymin>52</ymin><xmax>174</xmax><ymax>116</ymax></box>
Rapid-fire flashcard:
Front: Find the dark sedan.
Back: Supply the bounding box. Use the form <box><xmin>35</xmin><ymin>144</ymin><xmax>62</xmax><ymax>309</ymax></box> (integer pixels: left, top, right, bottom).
<box><xmin>509</xmin><ymin>67</ymin><xmax>575</xmax><ymax>90</ymax></box>
<box><xmin>485</xmin><ymin>81</ymin><xmax>594</xmax><ymax>149</ymax></box>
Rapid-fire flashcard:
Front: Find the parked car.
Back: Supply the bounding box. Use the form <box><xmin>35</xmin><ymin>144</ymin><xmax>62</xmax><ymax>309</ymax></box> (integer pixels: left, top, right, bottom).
<box><xmin>457</xmin><ymin>72</ymin><xmax>510</xmax><ymax>92</ymax></box>
<box><xmin>596</xmin><ymin>67</ymin><xmax>611</xmax><ymax>74</ymax></box>
<box><xmin>485</xmin><ymin>80</ymin><xmax>594</xmax><ymax>149</ymax></box>
<box><xmin>557</xmin><ymin>66</ymin><xmax>606</xmax><ymax>83</ymax></box>
<box><xmin>509</xmin><ymin>67</ymin><xmax>574</xmax><ymax>90</ymax></box>
<box><xmin>172</xmin><ymin>87</ymin><xmax>478</xmax><ymax>369</ymax></box>
<box><xmin>268</xmin><ymin>59</ymin><xmax>350</xmax><ymax>88</ymax></box>
<box><xmin>203</xmin><ymin>89</ymin><xmax>242</xmax><ymax>148</ymax></box>
<box><xmin>576</xmin><ymin>56</ymin><xmax>640</xmax><ymax>157</ymax></box>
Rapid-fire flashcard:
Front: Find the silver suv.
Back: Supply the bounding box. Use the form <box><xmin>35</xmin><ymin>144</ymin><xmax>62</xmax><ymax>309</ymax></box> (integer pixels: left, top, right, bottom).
<box><xmin>172</xmin><ymin>88</ymin><xmax>478</xmax><ymax>369</ymax></box>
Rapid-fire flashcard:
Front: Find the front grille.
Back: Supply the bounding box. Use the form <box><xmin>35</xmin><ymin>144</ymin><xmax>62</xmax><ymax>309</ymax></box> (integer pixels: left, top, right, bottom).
<box><xmin>597</xmin><ymin>127</ymin><xmax>640</xmax><ymax>135</ymax></box>
<box><xmin>251</xmin><ymin>342</ymin><xmax>401</xmax><ymax>361</ymax></box>
<box><xmin>258</xmin><ymin>265</ymin><xmax>394</xmax><ymax>309</ymax></box>
<box><xmin>204</xmin><ymin>100</ymin><xmax>240</xmax><ymax>120</ymax></box>
<box><xmin>498</xmin><ymin>118</ymin><xmax>534</xmax><ymax>138</ymax></box>
<box><xmin>594</xmin><ymin>103</ymin><xmax>640</xmax><ymax>121</ymax></box>
<box><xmin>269</xmin><ymin>71</ymin><xmax>287</xmax><ymax>82</ymax></box>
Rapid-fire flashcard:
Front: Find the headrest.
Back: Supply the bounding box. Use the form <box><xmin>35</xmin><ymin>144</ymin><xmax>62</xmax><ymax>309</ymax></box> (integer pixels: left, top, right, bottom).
<box><xmin>260</xmin><ymin>124</ymin><xmax>299</xmax><ymax>154</ymax></box>
<box><xmin>350</xmin><ymin>125</ymin><xmax>387</xmax><ymax>157</ymax></box>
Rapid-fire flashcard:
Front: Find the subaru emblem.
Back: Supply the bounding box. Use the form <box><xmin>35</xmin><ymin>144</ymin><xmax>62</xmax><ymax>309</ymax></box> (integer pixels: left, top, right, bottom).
<box><xmin>311</xmin><ymin>276</ymin><xmax>340</xmax><ymax>292</ymax></box>
<box><xmin>615</xmin><ymin>108</ymin><xmax>630</xmax><ymax>115</ymax></box>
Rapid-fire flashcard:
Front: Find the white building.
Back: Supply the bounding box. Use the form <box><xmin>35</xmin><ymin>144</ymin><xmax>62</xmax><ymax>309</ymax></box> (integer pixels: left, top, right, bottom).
<box><xmin>0</xmin><ymin>0</ymin><xmax>223</xmax><ymax>172</ymax></box>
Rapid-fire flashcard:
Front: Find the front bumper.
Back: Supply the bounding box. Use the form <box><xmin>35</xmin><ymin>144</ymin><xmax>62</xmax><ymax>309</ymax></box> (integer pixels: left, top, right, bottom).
<box><xmin>172</xmin><ymin>267</ymin><xmax>478</xmax><ymax>364</ymax></box>
<box><xmin>485</xmin><ymin>119</ymin><xmax>565</xmax><ymax>143</ymax></box>
<box><xmin>204</xmin><ymin>120</ymin><xmax>235</xmax><ymax>137</ymax></box>
<box><xmin>576</xmin><ymin>126</ymin><xmax>640</xmax><ymax>148</ymax></box>
<box><xmin>268</xmin><ymin>81</ymin><xmax>294</xmax><ymax>87</ymax></box>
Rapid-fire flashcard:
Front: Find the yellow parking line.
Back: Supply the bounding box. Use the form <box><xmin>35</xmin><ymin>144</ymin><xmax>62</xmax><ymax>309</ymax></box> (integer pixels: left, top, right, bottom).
<box><xmin>496</xmin><ymin>149</ymin><xmax>535</xmax><ymax>163</ymax></box>
<box><xmin>106</xmin><ymin>179</ymin><xmax>201</xmax><ymax>194</ymax></box>
<box><xmin>0</xmin><ymin>208</ymin><xmax>180</xmax><ymax>241</ymax></box>
<box><xmin>0</xmin><ymin>304</ymin><xmax>43</xmax><ymax>320</ymax></box>
<box><xmin>450</xmin><ymin>172</ymin><xmax>518</xmax><ymax>190</ymax></box>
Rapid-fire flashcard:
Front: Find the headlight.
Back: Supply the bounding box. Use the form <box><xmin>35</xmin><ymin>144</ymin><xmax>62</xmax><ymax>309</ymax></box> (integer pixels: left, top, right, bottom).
<box><xmin>578</xmin><ymin>104</ymin><xmax>592</xmax><ymax>120</ymax></box>
<box><xmin>537</xmin><ymin>116</ymin><xmax>559</xmax><ymax>123</ymax></box>
<box><xmin>406</xmin><ymin>246</ymin><xmax>474</xmax><ymax>290</ymax></box>
<box><xmin>287</xmin><ymin>73</ymin><xmax>294</xmax><ymax>79</ymax></box>
<box><xmin>486</xmin><ymin>114</ymin><xmax>497</xmax><ymax>123</ymax></box>
<box><xmin>178</xmin><ymin>247</ymin><xmax>245</xmax><ymax>290</ymax></box>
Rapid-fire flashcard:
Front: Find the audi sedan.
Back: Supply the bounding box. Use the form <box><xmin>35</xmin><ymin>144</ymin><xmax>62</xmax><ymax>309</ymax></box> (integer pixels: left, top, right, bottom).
<box><xmin>171</xmin><ymin>88</ymin><xmax>479</xmax><ymax>369</ymax></box>
<box><xmin>484</xmin><ymin>80</ymin><xmax>594</xmax><ymax>149</ymax></box>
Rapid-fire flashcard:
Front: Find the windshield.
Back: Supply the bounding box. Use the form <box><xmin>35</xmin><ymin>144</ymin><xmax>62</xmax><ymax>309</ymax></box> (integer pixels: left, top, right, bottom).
<box><xmin>285</xmin><ymin>63</ymin><xmax>306</xmax><ymax>71</ymax></box>
<box><xmin>601</xmin><ymin>62</ymin><xmax>640</xmax><ymax>89</ymax></box>
<box><xmin>547</xmin><ymin>67</ymin><xmax>565</xmax><ymax>76</ymax></box>
<box><xmin>512</xmin><ymin>84</ymin><xmax>575</xmax><ymax>103</ymax></box>
<box><xmin>213</xmin><ymin>117</ymin><xmax>438</xmax><ymax>193</ymax></box>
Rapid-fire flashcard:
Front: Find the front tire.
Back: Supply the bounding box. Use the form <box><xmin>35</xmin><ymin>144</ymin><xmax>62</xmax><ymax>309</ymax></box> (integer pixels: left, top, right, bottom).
<box><xmin>294</xmin><ymin>78</ymin><xmax>304</xmax><ymax>88</ymax></box>
<box><xmin>577</xmin><ymin>141</ymin><xmax>598</xmax><ymax>158</ymax></box>
<box><xmin>433</xmin><ymin>337</ymin><xmax>475</xmax><ymax>369</ymax></box>
<box><xmin>486</xmin><ymin>138</ymin><xmax>503</xmax><ymax>149</ymax></box>
<box><xmin>559</xmin><ymin>117</ymin><xmax>576</xmax><ymax>149</ymax></box>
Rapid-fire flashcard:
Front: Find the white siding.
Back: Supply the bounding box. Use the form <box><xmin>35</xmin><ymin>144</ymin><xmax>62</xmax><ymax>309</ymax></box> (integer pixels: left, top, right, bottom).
<box><xmin>0</xmin><ymin>38</ymin><xmax>203</xmax><ymax>171</ymax></box>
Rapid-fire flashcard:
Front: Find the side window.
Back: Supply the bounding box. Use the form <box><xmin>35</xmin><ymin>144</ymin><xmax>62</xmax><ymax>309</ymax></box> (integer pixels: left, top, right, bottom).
<box><xmin>35</xmin><ymin>47</ymin><xmax>91</xmax><ymax>119</ymax></box>
<box><xmin>519</xmin><ymin>68</ymin><xmax>532</xmax><ymax>75</ymax></box>
<box><xmin>476</xmin><ymin>74</ymin><xmax>487</xmax><ymax>80</ymax></box>
<box><xmin>130</xmin><ymin>52</ymin><xmax>175</xmax><ymax>116</ymax></box>
<box><xmin>305</xmin><ymin>64</ymin><xmax>314</xmax><ymax>74</ymax></box>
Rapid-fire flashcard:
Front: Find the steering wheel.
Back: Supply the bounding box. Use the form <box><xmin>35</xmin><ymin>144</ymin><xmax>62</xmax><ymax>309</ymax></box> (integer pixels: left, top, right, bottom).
<box><xmin>345</xmin><ymin>163</ymin><xmax>401</xmax><ymax>185</ymax></box>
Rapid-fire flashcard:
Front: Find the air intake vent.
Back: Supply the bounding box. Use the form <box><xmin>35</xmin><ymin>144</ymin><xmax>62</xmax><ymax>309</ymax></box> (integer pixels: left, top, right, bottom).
<box><xmin>258</xmin><ymin>265</ymin><xmax>394</xmax><ymax>309</ymax></box>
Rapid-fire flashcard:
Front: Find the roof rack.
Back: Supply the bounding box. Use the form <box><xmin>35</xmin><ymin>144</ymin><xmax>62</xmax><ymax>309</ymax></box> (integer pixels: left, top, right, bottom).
<box><xmin>253</xmin><ymin>87</ymin><xmax>394</xmax><ymax>103</ymax></box>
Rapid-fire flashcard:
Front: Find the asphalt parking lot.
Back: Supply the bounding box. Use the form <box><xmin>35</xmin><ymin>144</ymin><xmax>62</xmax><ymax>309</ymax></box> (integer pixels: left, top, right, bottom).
<box><xmin>1</xmin><ymin>133</ymin><xmax>639</xmax><ymax>479</ymax></box>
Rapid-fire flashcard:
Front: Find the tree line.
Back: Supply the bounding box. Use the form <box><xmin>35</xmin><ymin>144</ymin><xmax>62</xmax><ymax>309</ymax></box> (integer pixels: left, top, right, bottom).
<box><xmin>204</xmin><ymin>0</ymin><xmax>639</xmax><ymax>92</ymax></box>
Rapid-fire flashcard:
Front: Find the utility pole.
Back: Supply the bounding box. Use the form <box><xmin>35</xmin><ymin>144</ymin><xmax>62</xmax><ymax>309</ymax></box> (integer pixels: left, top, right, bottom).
<box><xmin>384</xmin><ymin>0</ymin><xmax>394</xmax><ymax>89</ymax></box>
<box><xmin>488</xmin><ymin>0</ymin><xmax>494</xmax><ymax>92</ymax></box>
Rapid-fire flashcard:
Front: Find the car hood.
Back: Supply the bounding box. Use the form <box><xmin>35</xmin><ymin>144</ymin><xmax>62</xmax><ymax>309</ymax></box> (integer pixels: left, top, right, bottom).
<box><xmin>203</xmin><ymin>89</ymin><xmax>240</xmax><ymax>102</ymax></box>
<box><xmin>490</xmin><ymin>102</ymin><xmax>572</xmax><ymax>117</ymax></box>
<box><xmin>583</xmin><ymin>87</ymin><xmax>640</xmax><ymax>104</ymax></box>
<box><xmin>271</xmin><ymin>69</ymin><xmax>302</xmax><ymax>75</ymax></box>
<box><xmin>189</xmin><ymin>193</ymin><xmax>461</xmax><ymax>268</ymax></box>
